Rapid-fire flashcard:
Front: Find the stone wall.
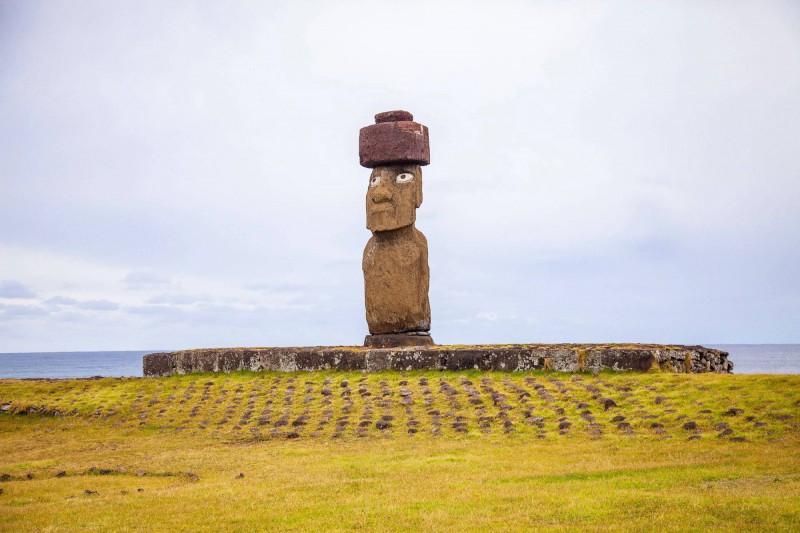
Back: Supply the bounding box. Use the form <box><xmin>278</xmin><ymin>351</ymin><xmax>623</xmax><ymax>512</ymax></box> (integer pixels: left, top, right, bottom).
<box><xmin>143</xmin><ymin>344</ymin><xmax>732</xmax><ymax>377</ymax></box>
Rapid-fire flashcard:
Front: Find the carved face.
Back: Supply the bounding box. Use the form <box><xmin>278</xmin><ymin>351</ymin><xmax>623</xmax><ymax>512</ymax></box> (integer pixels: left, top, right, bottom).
<box><xmin>366</xmin><ymin>164</ymin><xmax>422</xmax><ymax>232</ymax></box>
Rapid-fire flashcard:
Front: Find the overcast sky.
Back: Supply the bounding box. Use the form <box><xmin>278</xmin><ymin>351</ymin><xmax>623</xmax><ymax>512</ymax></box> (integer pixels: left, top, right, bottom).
<box><xmin>1</xmin><ymin>1</ymin><xmax>799</xmax><ymax>352</ymax></box>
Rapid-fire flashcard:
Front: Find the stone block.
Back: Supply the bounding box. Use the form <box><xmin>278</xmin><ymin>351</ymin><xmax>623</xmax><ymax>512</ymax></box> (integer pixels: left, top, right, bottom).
<box><xmin>359</xmin><ymin>120</ymin><xmax>430</xmax><ymax>168</ymax></box>
<box><xmin>142</xmin><ymin>344</ymin><xmax>733</xmax><ymax>377</ymax></box>
<box><xmin>364</xmin><ymin>334</ymin><xmax>434</xmax><ymax>348</ymax></box>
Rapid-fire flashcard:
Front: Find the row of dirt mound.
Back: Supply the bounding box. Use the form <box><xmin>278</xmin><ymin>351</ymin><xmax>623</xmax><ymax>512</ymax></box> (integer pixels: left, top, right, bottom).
<box><xmin>2</xmin><ymin>372</ymin><xmax>795</xmax><ymax>443</ymax></box>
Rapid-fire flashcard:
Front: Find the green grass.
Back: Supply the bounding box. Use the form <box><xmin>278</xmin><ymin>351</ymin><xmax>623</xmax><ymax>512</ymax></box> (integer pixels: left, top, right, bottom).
<box><xmin>1</xmin><ymin>371</ymin><xmax>799</xmax><ymax>531</ymax></box>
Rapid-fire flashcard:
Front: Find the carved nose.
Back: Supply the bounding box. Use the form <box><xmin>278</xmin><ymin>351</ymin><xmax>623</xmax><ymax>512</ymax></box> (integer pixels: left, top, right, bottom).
<box><xmin>372</xmin><ymin>186</ymin><xmax>392</xmax><ymax>203</ymax></box>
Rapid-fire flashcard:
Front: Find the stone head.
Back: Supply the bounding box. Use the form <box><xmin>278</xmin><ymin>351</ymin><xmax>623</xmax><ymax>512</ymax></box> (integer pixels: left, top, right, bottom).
<box><xmin>359</xmin><ymin>110</ymin><xmax>429</xmax><ymax>233</ymax></box>
<box><xmin>366</xmin><ymin>164</ymin><xmax>422</xmax><ymax>232</ymax></box>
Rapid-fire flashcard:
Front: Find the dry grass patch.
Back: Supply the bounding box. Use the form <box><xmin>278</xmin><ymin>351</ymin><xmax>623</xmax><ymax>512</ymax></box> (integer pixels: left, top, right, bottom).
<box><xmin>1</xmin><ymin>371</ymin><xmax>799</xmax><ymax>531</ymax></box>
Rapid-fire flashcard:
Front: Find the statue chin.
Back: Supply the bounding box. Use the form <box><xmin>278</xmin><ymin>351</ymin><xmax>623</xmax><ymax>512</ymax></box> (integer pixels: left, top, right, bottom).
<box><xmin>367</xmin><ymin>211</ymin><xmax>414</xmax><ymax>233</ymax></box>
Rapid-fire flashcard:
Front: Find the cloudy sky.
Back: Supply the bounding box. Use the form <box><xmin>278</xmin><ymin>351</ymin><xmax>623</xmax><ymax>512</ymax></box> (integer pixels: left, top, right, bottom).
<box><xmin>1</xmin><ymin>1</ymin><xmax>799</xmax><ymax>352</ymax></box>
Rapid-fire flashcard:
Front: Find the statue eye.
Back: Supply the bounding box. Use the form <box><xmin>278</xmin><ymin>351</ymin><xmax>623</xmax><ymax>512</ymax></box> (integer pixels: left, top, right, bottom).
<box><xmin>369</xmin><ymin>175</ymin><xmax>380</xmax><ymax>187</ymax></box>
<box><xmin>396</xmin><ymin>172</ymin><xmax>414</xmax><ymax>183</ymax></box>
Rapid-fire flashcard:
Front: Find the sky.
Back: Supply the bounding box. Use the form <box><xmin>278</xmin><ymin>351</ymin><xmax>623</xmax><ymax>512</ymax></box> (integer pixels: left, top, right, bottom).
<box><xmin>1</xmin><ymin>0</ymin><xmax>799</xmax><ymax>352</ymax></box>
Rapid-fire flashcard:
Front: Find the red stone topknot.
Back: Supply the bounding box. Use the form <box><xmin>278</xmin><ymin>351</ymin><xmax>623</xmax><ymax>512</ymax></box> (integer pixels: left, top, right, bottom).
<box><xmin>359</xmin><ymin>110</ymin><xmax>430</xmax><ymax>168</ymax></box>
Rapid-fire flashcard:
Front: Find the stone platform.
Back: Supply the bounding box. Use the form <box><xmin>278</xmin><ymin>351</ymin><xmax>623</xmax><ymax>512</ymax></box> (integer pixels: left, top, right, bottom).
<box><xmin>143</xmin><ymin>344</ymin><xmax>732</xmax><ymax>377</ymax></box>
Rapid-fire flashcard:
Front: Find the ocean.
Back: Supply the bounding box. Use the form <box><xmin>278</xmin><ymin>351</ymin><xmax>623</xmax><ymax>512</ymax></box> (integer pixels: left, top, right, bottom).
<box><xmin>0</xmin><ymin>350</ymin><xmax>156</xmax><ymax>379</ymax></box>
<box><xmin>0</xmin><ymin>345</ymin><xmax>798</xmax><ymax>378</ymax></box>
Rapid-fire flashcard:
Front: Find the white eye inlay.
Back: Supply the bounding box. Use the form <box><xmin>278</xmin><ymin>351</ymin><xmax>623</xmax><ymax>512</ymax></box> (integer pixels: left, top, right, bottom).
<box><xmin>369</xmin><ymin>175</ymin><xmax>381</xmax><ymax>187</ymax></box>
<box><xmin>396</xmin><ymin>172</ymin><xmax>414</xmax><ymax>184</ymax></box>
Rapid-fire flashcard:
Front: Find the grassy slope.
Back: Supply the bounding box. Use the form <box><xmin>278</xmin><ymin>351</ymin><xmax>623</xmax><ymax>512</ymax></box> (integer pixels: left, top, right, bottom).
<box><xmin>1</xmin><ymin>371</ymin><xmax>798</xmax><ymax>531</ymax></box>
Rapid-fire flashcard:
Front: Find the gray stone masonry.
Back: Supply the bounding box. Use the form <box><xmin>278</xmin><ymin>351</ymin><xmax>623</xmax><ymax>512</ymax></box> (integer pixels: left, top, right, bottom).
<box><xmin>143</xmin><ymin>344</ymin><xmax>732</xmax><ymax>377</ymax></box>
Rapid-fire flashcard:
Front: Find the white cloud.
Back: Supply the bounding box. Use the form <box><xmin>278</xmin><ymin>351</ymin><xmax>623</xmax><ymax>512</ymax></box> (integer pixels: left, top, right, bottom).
<box><xmin>0</xmin><ymin>304</ymin><xmax>47</xmax><ymax>318</ymax></box>
<box><xmin>45</xmin><ymin>296</ymin><xmax>79</xmax><ymax>306</ymax></box>
<box><xmin>76</xmin><ymin>299</ymin><xmax>119</xmax><ymax>311</ymax></box>
<box><xmin>0</xmin><ymin>280</ymin><xmax>37</xmax><ymax>299</ymax></box>
<box><xmin>0</xmin><ymin>1</ymin><xmax>798</xmax><ymax>350</ymax></box>
<box><xmin>123</xmin><ymin>271</ymin><xmax>171</xmax><ymax>289</ymax></box>
<box><xmin>145</xmin><ymin>293</ymin><xmax>209</xmax><ymax>305</ymax></box>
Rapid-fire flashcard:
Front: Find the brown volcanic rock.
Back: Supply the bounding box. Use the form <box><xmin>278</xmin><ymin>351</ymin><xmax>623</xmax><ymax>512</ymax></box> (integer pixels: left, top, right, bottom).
<box><xmin>365</xmin><ymin>165</ymin><xmax>423</xmax><ymax>233</ymax></box>
<box><xmin>364</xmin><ymin>333</ymin><xmax>435</xmax><ymax>348</ymax></box>
<box><xmin>360</xmin><ymin>111</ymin><xmax>433</xmax><ymax>345</ymax></box>
<box><xmin>363</xmin><ymin>224</ymin><xmax>430</xmax><ymax>335</ymax></box>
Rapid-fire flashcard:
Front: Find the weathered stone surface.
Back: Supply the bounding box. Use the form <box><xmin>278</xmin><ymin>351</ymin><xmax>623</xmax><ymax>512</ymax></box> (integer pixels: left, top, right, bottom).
<box><xmin>363</xmin><ymin>161</ymin><xmax>432</xmax><ymax>340</ymax></box>
<box><xmin>365</xmin><ymin>165</ymin><xmax>423</xmax><ymax>233</ymax></box>
<box><xmin>359</xmin><ymin>111</ymin><xmax>429</xmax><ymax>168</ymax></box>
<box><xmin>375</xmin><ymin>110</ymin><xmax>414</xmax><ymax>123</ymax></box>
<box><xmin>360</xmin><ymin>111</ymin><xmax>433</xmax><ymax>345</ymax></box>
<box><xmin>364</xmin><ymin>333</ymin><xmax>435</xmax><ymax>348</ymax></box>
<box><xmin>142</xmin><ymin>344</ymin><xmax>733</xmax><ymax>377</ymax></box>
<box><xmin>363</xmin><ymin>224</ymin><xmax>430</xmax><ymax>335</ymax></box>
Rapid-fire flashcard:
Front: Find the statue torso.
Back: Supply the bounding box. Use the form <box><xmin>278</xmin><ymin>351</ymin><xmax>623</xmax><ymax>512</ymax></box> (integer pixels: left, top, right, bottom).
<box><xmin>362</xmin><ymin>226</ymin><xmax>430</xmax><ymax>335</ymax></box>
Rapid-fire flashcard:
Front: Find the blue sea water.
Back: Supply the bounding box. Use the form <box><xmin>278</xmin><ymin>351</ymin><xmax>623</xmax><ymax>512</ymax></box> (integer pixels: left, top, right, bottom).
<box><xmin>0</xmin><ymin>351</ymin><xmax>156</xmax><ymax>378</ymax></box>
<box><xmin>707</xmin><ymin>344</ymin><xmax>800</xmax><ymax>374</ymax></box>
<box><xmin>0</xmin><ymin>345</ymin><xmax>798</xmax><ymax>378</ymax></box>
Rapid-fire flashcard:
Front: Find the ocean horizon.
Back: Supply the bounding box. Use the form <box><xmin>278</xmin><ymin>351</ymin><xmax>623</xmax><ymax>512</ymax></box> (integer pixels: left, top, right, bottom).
<box><xmin>0</xmin><ymin>344</ymin><xmax>798</xmax><ymax>379</ymax></box>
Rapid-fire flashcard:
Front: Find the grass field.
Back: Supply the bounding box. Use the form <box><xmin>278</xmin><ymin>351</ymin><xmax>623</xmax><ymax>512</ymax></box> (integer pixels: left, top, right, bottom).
<box><xmin>1</xmin><ymin>371</ymin><xmax>799</xmax><ymax>531</ymax></box>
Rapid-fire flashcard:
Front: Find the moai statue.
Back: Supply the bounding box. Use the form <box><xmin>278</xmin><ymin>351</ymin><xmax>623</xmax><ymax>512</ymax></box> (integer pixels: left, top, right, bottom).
<box><xmin>359</xmin><ymin>110</ymin><xmax>434</xmax><ymax>348</ymax></box>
